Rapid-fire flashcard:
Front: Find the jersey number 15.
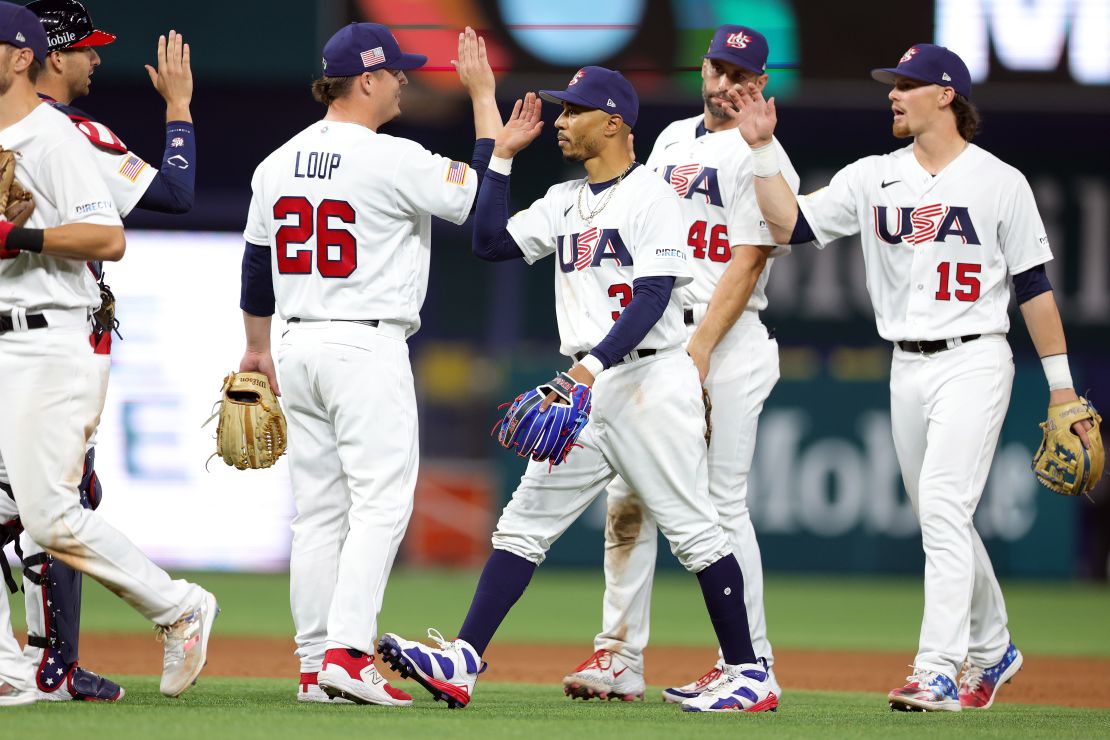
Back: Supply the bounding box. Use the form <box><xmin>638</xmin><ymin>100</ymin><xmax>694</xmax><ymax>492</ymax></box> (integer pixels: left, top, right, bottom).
<box><xmin>274</xmin><ymin>196</ymin><xmax>356</xmax><ymax>278</ymax></box>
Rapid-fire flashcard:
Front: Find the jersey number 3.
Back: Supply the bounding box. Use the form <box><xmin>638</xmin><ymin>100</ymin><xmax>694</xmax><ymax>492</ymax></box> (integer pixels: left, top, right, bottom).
<box><xmin>274</xmin><ymin>196</ymin><xmax>356</xmax><ymax>278</ymax></box>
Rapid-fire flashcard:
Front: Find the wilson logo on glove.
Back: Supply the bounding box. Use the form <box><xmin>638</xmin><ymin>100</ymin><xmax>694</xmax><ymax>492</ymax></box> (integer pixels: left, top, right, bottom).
<box><xmin>494</xmin><ymin>371</ymin><xmax>592</xmax><ymax>466</ymax></box>
<box><xmin>1032</xmin><ymin>396</ymin><xmax>1104</xmax><ymax>497</ymax></box>
<box><xmin>205</xmin><ymin>371</ymin><xmax>288</xmax><ymax>470</ymax></box>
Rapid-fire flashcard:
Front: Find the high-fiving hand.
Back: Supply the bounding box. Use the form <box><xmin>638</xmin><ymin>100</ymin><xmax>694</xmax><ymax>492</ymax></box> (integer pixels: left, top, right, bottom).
<box><xmin>452</xmin><ymin>26</ymin><xmax>495</xmax><ymax>100</ymax></box>
<box><xmin>145</xmin><ymin>30</ymin><xmax>192</xmax><ymax>122</ymax></box>
<box><xmin>494</xmin><ymin>92</ymin><xmax>544</xmax><ymax>158</ymax></box>
<box><xmin>727</xmin><ymin>82</ymin><xmax>777</xmax><ymax>148</ymax></box>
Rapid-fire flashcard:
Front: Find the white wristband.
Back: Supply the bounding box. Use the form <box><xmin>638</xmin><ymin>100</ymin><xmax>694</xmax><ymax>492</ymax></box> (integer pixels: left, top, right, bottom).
<box><xmin>749</xmin><ymin>142</ymin><xmax>780</xmax><ymax>178</ymax></box>
<box><xmin>1041</xmin><ymin>354</ymin><xmax>1073</xmax><ymax>391</ymax></box>
<box><xmin>488</xmin><ymin>155</ymin><xmax>513</xmax><ymax>176</ymax></box>
<box><xmin>577</xmin><ymin>353</ymin><xmax>605</xmax><ymax>379</ymax></box>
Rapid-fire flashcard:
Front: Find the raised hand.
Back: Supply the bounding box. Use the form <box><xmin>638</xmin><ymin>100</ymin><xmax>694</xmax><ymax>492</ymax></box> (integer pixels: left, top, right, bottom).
<box><xmin>727</xmin><ymin>82</ymin><xmax>776</xmax><ymax>148</ymax></box>
<box><xmin>494</xmin><ymin>93</ymin><xmax>544</xmax><ymax>158</ymax></box>
<box><xmin>145</xmin><ymin>30</ymin><xmax>192</xmax><ymax>122</ymax></box>
<box><xmin>452</xmin><ymin>26</ymin><xmax>495</xmax><ymax>100</ymax></box>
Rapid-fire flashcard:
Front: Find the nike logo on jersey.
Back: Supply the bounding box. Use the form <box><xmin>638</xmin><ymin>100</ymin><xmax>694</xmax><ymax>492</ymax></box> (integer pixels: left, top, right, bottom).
<box><xmin>660</xmin><ymin>164</ymin><xmax>723</xmax><ymax>206</ymax></box>
<box><xmin>880</xmin><ymin>179</ymin><xmax>901</xmax><ymax>188</ymax></box>
<box><xmin>873</xmin><ymin>204</ymin><xmax>981</xmax><ymax>245</ymax></box>
<box><xmin>557</xmin><ymin>229</ymin><xmax>634</xmax><ymax>272</ymax></box>
<box><xmin>564</xmin><ymin>204</ymin><xmax>574</xmax><ymax>217</ymax></box>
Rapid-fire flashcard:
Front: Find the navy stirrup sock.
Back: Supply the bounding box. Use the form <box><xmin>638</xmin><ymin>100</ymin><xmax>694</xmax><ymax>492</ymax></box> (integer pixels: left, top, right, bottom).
<box><xmin>696</xmin><ymin>554</ymin><xmax>757</xmax><ymax>666</ymax></box>
<box><xmin>458</xmin><ymin>549</ymin><xmax>537</xmax><ymax>656</ymax></box>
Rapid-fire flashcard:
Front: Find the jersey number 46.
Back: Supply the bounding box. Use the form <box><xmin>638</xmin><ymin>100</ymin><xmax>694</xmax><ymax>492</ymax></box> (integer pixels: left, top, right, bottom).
<box><xmin>273</xmin><ymin>196</ymin><xmax>356</xmax><ymax>278</ymax></box>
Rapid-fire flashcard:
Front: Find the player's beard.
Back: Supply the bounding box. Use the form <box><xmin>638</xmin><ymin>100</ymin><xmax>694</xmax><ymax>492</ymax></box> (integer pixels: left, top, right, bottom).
<box><xmin>702</xmin><ymin>81</ymin><xmax>732</xmax><ymax>123</ymax></box>
<box><xmin>892</xmin><ymin>119</ymin><xmax>912</xmax><ymax>139</ymax></box>
<box><xmin>560</xmin><ymin>133</ymin><xmax>602</xmax><ymax>164</ymax></box>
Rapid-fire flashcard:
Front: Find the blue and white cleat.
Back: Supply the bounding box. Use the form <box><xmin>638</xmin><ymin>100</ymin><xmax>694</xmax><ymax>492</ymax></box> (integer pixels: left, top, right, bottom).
<box><xmin>888</xmin><ymin>669</ymin><xmax>961</xmax><ymax>712</ymax></box>
<box><xmin>680</xmin><ymin>662</ymin><xmax>779</xmax><ymax>713</ymax></box>
<box><xmin>377</xmin><ymin>629</ymin><xmax>484</xmax><ymax>709</ymax></box>
<box><xmin>960</xmin><ymin>643</ymin><xmax>1023</xmax><ymax>709</ymax></box>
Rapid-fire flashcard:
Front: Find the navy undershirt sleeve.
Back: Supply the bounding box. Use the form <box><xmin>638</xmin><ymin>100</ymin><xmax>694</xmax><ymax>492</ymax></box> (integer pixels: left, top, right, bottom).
<box><xmin>1013</xmin><ymin>263</ymin><xmax>1052</xmax><ymax>304</ymax></box>
<box><xmin>472</xmin><ymin>169</ymin><xmax>525</xmax><ymax>262</ymax></box>
<box><xmin>789</xmin><ymin>208</ymin><xmax>815</xmax><ymax>244</ymax></box>
<box><xmin>240</xmin><ymin>241</ymin><xmax>275</xmax><ymax>317</ymax></box>
<box><xmin>589</xmin><ymin>276</ymin><xmax>675</xmax><ymax>369</ymax></box>
<box><xmin>469</xmin><ymin>138</ymin><xmax>494</xmax><ymax>201</ymax></box>
<box><xmin>136</xmin><ymin>121</ymin><xmax>196</xmax><ymax>214</ymax></box>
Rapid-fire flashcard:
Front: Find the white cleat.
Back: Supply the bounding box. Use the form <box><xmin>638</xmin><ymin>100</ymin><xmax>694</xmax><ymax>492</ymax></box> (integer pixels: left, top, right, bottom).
<box><xmin>378</xmin><ymin>629</ymin><xmax>484</xmax><ymax>709</ymax></box>
<box><xmin>562</xmin><ymin>649</ymin><xmax>644</xmax><ymax>701</ymax></box>
<box><xmin>0</xmin><ymin>681</ymin><xmax>37</xmax><ymax>707</ymax></box>
<box><xmin>297</xmin><ymin>671</ymin><xmax>353</xmax><ymax>704</ymax></box>
<box><xmin>317</xmin><ymin>649</ymin><xmax>412</xmax><ymax>706</ymax></box>
<box><xmin>158</xmin><ymin>590</ymin><xmax>219</xmax><ymax>698</ymax></box>
<box><xmin>680</xmin><ymin>662</ymin><xmax>779</xmax><ymax>713</ymax></box>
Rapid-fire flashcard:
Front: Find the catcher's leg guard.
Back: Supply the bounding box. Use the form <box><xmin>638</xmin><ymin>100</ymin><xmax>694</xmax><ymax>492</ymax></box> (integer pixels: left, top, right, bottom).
<box><xmin>22</xmin><ymin>449</ymin><xmax>122</xmax><ymax>701</ymax></box>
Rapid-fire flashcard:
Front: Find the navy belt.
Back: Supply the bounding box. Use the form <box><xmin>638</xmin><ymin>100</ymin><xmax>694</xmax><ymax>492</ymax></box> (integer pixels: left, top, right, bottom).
<box><xmin>574</xmin><ymin>349</ymin><xmax>658</xmax><ymax>366</ymax></box>
<box><xmin>0</xmin><ymin>313</ymin><xmax>48</xmax><ymax>334</ymax></box>
<box><xmin>897</xmin><ymin>334</ymin><xmax>980</xmax><ymax>355</ymax></box>
<box><xmin>683</xmin><ymin>308</ymin><xmax>695</xmax><ymax>326</ymax></box>
<box><xmin>288</xmin><ymin>318</ymin><xmax>379</xmax><ymax>327</ymax></box>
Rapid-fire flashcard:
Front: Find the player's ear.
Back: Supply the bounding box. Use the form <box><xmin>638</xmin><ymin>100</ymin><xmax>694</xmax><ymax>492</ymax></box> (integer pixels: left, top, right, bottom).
<box><xmin>755</xmin><ymin>73</ymin><xmax>769</xmax><ymax>92</ymax></box>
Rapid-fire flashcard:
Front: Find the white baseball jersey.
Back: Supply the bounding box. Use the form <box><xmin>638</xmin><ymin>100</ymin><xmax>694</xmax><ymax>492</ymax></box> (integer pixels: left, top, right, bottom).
<box><xmin>0</xmin><ymin>103</ymin><xmax>120</xmax><ymax>313</ymax></box>
<box><xmin>74</xmin><ymin>122</ymin><xmax>156</xmax><ymax>218</ymax></box>
<box><xmin>507</xmin><ymin>166</ymin><xmax>692</xmax><ymax>359</ymax></box>
<box><xmin>244</xmin><ymin>120</ymin><xmax>477</xmax><ymax>335</ymax></box>
<box><xmin>797</xmin><ymin>143</ymin><xmax>1052</xmax><ymax>341</ymax></box>
<box><xmin>645</xmin><ymin>116</ymin><xmax>799</xmax><ymax>311</ymax></box>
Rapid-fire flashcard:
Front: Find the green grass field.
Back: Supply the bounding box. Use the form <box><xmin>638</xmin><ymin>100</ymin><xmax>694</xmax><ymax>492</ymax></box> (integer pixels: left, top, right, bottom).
<box><xmin>4</xmin><ymin>570</ymin><xmax>1109</xmax><ymax>737</ymax></box>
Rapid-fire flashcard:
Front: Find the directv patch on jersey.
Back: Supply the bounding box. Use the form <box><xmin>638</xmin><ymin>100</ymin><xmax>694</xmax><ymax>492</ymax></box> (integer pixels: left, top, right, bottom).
<box><xmin>446</xmin><ymin>160</ymin><xmax>468</xmax><ymax>185</ymax></box>
<box><xmin>118</xmin><ymin>155</ymin><xmax>148</xmax><ymax>183</ymax></box>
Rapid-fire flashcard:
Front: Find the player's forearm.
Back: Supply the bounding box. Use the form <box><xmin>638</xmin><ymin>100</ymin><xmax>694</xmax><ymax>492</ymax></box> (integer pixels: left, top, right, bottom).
<box><xmin>470</xmin><ymin>96</ymin><xmax>502</xmax><ymax>141</ymax></box>
<box><xmin>1019</xmin><ymin>291</ymin><xmax>1068</xmax><ymax>360</ymax></box>
<box><xmin>243</xmin><ymin>312</ymin><xmax>273</xmax><ymax>354</ymax></box>
<box><xmin>137</xmin><ymin>121</ymin><xmax>197</xmax><ymax>214</ymax></box>
<box><xmin>34</xmin><ymin>224</ymin><xmax>125</xmax><ymax>261</ymax></box>
<box><xmin>165</xmin><ymin>102</ymin><xmax>191</xmax><ymax>124</ymax></box>
<box><xmin>752</xmin><ymin>175</ymin><xmax>799</xmax><ymax>245</ymax></box>
<box><xmin>691</xmin><ymin>246</ymin><xmax>769</xmax><ymax>354</ymax></box>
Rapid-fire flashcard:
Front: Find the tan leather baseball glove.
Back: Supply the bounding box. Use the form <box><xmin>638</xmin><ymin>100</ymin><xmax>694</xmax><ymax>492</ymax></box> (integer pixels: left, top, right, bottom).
<box><xmin>0</xmin><ymin>147</ymin><xmax>34</xmax><ymax>226</ymax></box>
<box><xmin>210</xmin><ymin>371</ymin><xmax>287</xmax><ymax>470</ymax></box>
<box><xmin>1032</xmin><ymin>396</ymin><xmax>1104</xmax><ymax>496</ymax></box>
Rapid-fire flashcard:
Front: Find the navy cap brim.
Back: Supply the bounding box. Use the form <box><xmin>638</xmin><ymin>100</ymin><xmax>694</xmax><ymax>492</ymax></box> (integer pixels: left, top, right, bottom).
<box><xmin>538</xmin><ymin>89</ymin><xmax>604</xmax><ymax>112</ymax></box>
<box><xmin>391</xmin><ymin>52</ymin><xmax>427</xmax><ymax>70</ymax></box>
<box><xmin>703</xmin><ymin>52</ymin><xmax>764</xmax><ymax>76</ymax></box>
<box><xmin>871</xmin><ymin>67</ymin><xmax>934</xmax><ymax>87</ymax></box>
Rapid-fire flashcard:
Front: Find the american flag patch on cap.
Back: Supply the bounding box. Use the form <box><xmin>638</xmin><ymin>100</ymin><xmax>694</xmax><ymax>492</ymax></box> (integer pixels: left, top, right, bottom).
<box><xmin>118</xmin><ymin>155</ymin><xmax>147</xmax><ymax>183</ymax></box>
<box><xmin>361</xmin><ymin>47</ymin><xmax>385</xmax><ymax>67</ymax></box>
<box><xmin>446</xmin><ymin>160</ymin><xmax>468</xmax><ymax>185</ymax></box>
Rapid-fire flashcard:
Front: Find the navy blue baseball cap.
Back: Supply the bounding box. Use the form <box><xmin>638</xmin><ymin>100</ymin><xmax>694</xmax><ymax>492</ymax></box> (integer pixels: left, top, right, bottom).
<box><xmin>871</xmin><ymin>44</ymin><xmax>972</xmax><ymax>100</ymax></box>
<box><xmin>704</xmin><ymin>25</ymin><xmax>768</xmax><ymax>75</ymax></box>
<box><xmin>0</xmin><ymin>1</ymin><xmax>48</xmax><ymax>62</ymax></box>
<box><xmin>321</xmin><ymin>23</ymin><xmax>426</xmax><ymax>77</ymax></box>
<box><xmin>538</xmin><ymin>66</ymin><xmax>639</xmax><ymax>128</ymax></box>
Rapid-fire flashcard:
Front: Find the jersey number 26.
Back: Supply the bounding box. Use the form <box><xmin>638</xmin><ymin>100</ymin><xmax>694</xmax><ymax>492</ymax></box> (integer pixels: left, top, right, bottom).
<box><xmin>274</xmin><ymin>196</ymin><xmax>356</xmax><ymax>278</ymax></box>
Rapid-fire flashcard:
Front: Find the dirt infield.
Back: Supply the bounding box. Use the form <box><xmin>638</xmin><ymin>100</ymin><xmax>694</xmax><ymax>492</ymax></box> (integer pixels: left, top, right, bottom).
<box><xmin>46</xmin><ymin>634</ymin><xmax>1110</xmax><ymax>708</ymax></box>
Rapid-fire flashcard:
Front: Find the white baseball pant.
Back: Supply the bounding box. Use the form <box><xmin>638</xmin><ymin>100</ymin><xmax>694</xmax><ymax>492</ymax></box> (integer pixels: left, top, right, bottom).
<box><xmin>0</xmin><ymin>322</ymin><xmax>202</xmax><ymax>628</ymax></box>
<box><xmin>890</xmin><ymin>334</ymin><xmax>1013</xmax><ymax>680</ymax></box>
<box><xmin>492</xmin><ymin>349</ymin><xmax>732</xmax><ymax>574</ymax></box>
<box><xmin>279</xmin><ymin>320</ymin><xmax>417</xmax><ymax>671</ymax></box>
<box><xmin>592</xmin><ymin>312</ymin><xmax>780</xmax><ymax>674</ymax></box>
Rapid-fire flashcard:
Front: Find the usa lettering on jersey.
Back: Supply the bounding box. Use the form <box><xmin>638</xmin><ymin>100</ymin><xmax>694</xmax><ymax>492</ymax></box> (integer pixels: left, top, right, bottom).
<box><xmin>873</xmin><ymin>204</ymin><xmax>981</xmax><ymax>245</ymax></box>
<box><xmin>557</xmin><ymin>228</ymin><xmax>633</xmax><ymax>272</ymax></box>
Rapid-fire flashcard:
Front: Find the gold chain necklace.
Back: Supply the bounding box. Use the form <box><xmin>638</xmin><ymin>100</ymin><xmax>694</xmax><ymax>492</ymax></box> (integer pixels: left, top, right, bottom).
<box><xmin>576</xmin><ymin>162</ymin><xmax>637</xmax><ymax>225</ymax></box>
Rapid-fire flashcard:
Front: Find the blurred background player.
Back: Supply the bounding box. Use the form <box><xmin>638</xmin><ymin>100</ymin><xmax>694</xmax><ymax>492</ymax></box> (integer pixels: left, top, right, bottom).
<box><xmin>0</xmin><ymin>0</ymin><xmax>197</xmax><ymax>703</ymax></box>
<box><xmin>562</xmin><ymin>24</ymin><xmax>798</xmax><ymax>704</ymax></box>
<box><xmin>0</xmin><ymin>1</ymin><xmax>216</xmax><ymax>704</ymax></box>
<box><xmin>379</xmin><ymin>56</ymin><xmax>777</xmax><ymax>715</ymax></box>
<box><xmin>238</xmin><ymin>23</ymin><xmax>497</xmax><ymax>706</ymax></box>
<box><xmin>731</xmin><ymin>43</ymin><xmax>1093</xmax><ymax>712</ymax></box>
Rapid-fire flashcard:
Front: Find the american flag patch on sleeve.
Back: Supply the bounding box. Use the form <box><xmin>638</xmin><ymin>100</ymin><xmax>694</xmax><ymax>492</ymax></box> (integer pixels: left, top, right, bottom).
<box><xmin>446</xmin><ymin>160</ymin><xmax>468</xmax><ymax>185</ymax></box>
<box><xmin>118</xmin><ymin>155</ymin><xmax>148</xmax><ymax>182</ymax></box>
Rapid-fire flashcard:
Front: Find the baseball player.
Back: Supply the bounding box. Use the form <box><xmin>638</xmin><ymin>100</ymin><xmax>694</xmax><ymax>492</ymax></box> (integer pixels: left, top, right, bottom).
<box><xmin>0</xmin><ymin>0</ymin><xmax>198</xmax><ymax>703</ymax></box>
<box><xmin>0</xmin><ymin>2</ymin><xmax>216</xmax><ymax>705</ymax></box>
<box><xmin>562</xmin><ymin>25</ymin><xmax>796</xmax><ymax>704</ymax></box>
<box><xmin>730</xmin><ymin>44</ymin><xmax>1093</xmax><ymax>711</ymax></box>
<box><xmin>239</xmin><ymin>24</ymin><xmax>499</xmax><ymax>705</ymax></box>
<box><xmin>378</xmin><ymin>62</ymin><xmax>777</xmax><ymax>715</ymax></box>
